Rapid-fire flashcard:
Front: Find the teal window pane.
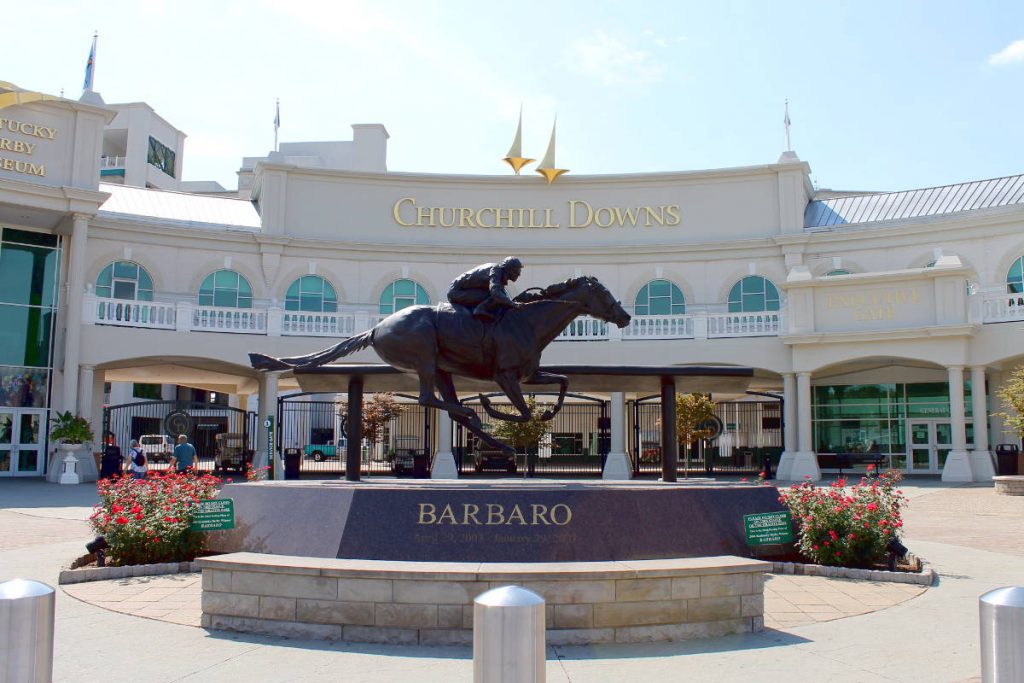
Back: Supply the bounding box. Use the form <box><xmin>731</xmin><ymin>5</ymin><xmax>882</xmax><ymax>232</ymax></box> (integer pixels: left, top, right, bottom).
<box><xmin>96</xmin><ymin>265</ymin><xmax>112</xmax><ymax>289</ymax></box>
<box><xmin>2</xmin><ymin>228</ymin><xmax>58</xmax><ymax>248</ymax></box>
<box><xmin>238</xmin><ymin>278</ymin><xmax>252</xmax><ymax>297</ymax></box>
<box><xmin>649</xmin><ymin>280</ymin><xmax>669</xmax><ymax>297</ymax></box>
<box><xmin>286</xmin><ymin>276</ymin><xmax>334</xmax><ymax>312</ymax></box>
<box><xmin>635</xmin><ymin>280</ymin><xmax>684</xmax><ymax>316</ymax></box>
<box><xmin>1008</xmin><ymin>257</ymin><xmax>1023</xmax><ymax>293</ymax></box>
<box><xmin>379</xmin><ymin>303</ymin><xmax>394</xmax><ymax>315</ymax></box>
<box><xmin>213</xmin><ymin>290</ymin><xmax>236</xmax><ymax>307</ymax></box>
<box><xmin>299</xmin><ymin>294</ymin><xmax>321</xmax><ymax>312</ymax></box>
<box><xmin>394</xmin><ymin>296</ymin><xmax>415</xmax><ymax>311</ymax></box>
<box><xmin>237</xmin><ymin>293</ymin><xmax>253</xmax><ymax>309</ymax></box>
<box><xmin>395</xmin><ymin>279</ymin><xmax>414</xmax><ymax>296</ymax></box>
<box><xmin>300</xmin><ymin>276</ymin><xmax>322</xmax><ymax>295</ymax></box>
<box><xmin>199</xmin><ymin>274</ymin><xmax>216</xmax><ymax>296</ymax></box>
<box><xmin>380</xmin><ymin>280</ymin><xmax>426</xmax><ymax>313</ymax></box>
<box><xmin>136</xmin><ymin>287</ymin><xmax>153</xmax><ymax>302</ymax></box>
<box><xmin>415</xmin><ymin>287</ymin><xmax>428</xmax><ymax>305</ymax></box>
<box><xmin>0</xmin><ymin>305</ymin><xmax>52</xmax><ymax>367</ymax></box>
<box><xmin>112</xmin><ymin>281</ymin><xmax>136</xmax><ymax>300</ymax></box>
<box><xmin>198</xmin><ymin>292</ymin><xmax>214</xmax><ymax>306</ymax></box>
<box><xmin>322</xmin><ymin>281</ymin><xmax>337</xmax><ymax>303</ymax></box>
<box><xmin>113</xmin><ymin>261</ymin><xmax>137</xmax><ymax>279</ymax></box>
<box><xmin>137</xmin><ymin>269</ymin><xmax>153</xmax><ymax>291</ymax></box>
<box><xmin>0</xmin><ymin>243</ymin><xmax>59</xmax><ymax>307</ymax></box>
<box><xmin>826</xmin><ymin>269</ymin><xmax>850</xmax><ymax>276</ymax></box>
<box><xmin>214</xmin><ymin>270</ymin><xmax>237</xmax><ymax>288</ymax></box>
<box><xmin>286</xmin><ymin>281</ymin><xmax>301</xmax><ymax>299</ymax></box>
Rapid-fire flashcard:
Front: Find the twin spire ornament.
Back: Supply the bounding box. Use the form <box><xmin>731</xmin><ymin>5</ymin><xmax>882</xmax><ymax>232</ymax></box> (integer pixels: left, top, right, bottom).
<box><xmin>502</xmin><ymin>109</ymin><xmax>569</xmax><ymax>185</ymax></box>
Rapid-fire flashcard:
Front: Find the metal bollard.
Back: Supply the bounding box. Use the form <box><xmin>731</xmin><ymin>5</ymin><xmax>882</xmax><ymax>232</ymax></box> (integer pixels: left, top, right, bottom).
<box><xmin>980</xmin><ymin>586</ymin><xmax>1024</xmax><ymax>682</ymax></box>
<box><xmin>1</xmin><ymin>579</ymin><xmax>56</xmax><ymax>683</ymax></box>
<box><xmin>473</xmin><ymin>585</ymin><xmax>545</xmax><ymax>683</ymax></box>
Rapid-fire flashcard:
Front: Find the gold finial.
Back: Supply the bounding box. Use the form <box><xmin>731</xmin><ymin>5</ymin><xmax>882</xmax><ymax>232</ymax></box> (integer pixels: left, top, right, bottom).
<box><xmin>502</xmin><ymin>106</ymin><xmax>534</xmax><ymax>174</ymax></box>
<box><xmin>535</xmin><ymin>118</ymin><xmax>568</xmax><ymax>185</ymax></box>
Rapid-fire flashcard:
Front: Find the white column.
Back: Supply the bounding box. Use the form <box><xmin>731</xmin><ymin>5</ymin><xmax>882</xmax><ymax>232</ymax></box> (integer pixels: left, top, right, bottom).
<box><xmin>969</xmin><ymin>365</ymin><xmax>996</xmax><ymax>481</ymax></box>
<box><xmin>776</xmin><ymin>373</ymin><xmax>798</xmax><ymax>480</ymax></box>
<box><xmin>431</xmin><ymin>410</ymin><xmax>459</xmax><ymax>479</ymax></box>
<box><xmin>603</xmin><ymin>392</ymin><xmax>632</xmax><ymax>480</ymax></box>
<box><xmin>77</xmin><ymin>365</ymin><xmax>97</xmax><ymax>442</ymax></box>
<box><xmin>256</xmin><ymin>371</ymin><xmax>281</xmax><ymax>478</ymax></box>
<box><xmin>988</xmin><ymin>371</ymin><xmax>1007</xmax><ymax>450</ymax></box>
<box><xmin>942</xmin><ymin>366</ymin><xmax>973</xmax><ymax>482</ymax></box>
<box><xmin>61</xmin><ymin>214</ymin><xmax>90</xmax><ymax>415</ymax></box>
<box><xmin>781</xmin><ymin>371</ymin><xmax>821</xmax><ymax>481</ymax></box>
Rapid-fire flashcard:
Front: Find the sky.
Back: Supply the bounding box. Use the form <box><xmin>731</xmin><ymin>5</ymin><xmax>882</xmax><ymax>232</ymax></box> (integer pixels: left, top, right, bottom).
<box><xmin>4</xmin><ymin>0</ymin><xmax>1024</xmax><ymax>192</ymax></box>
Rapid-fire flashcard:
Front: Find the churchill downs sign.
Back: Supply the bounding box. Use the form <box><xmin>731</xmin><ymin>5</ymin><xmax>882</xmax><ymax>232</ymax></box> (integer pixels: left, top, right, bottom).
<box><xmin>393</xmin><ymin>197</ymin><xmax>681</xmax><ymax>229</ymax></box>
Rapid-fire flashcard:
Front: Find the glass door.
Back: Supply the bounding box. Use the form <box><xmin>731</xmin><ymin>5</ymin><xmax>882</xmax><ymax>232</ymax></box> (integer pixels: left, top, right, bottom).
<box><xmin>934</xmin><ymin>422</ymin><xmax>952</xmax><ymax>470</ymax></box>
<box><xmin>0</xmin><ymin>409</ymin><xmax>46</xmax><ymax>476</ymax></box>
<box><xmin>908</xmin><ymin>420</ymin><xmax>933</xmax><ymax>473</ymax></box>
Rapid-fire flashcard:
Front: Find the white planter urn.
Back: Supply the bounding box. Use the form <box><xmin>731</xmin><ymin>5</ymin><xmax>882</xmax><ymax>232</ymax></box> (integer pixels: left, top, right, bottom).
<box><xmin>47</xmin><ymin>442</ymin><xmax>97</xmax><ymax>484</ymax></box>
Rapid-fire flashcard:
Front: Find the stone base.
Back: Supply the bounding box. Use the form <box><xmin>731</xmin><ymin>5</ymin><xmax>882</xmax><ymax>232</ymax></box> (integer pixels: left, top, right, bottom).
<box><xmin>430</xmin><ymin>452</ymin><xmax>459</xmax><ymax>479</ymax></box>
<box><xmin>993</xmin><ymin>475</ymin><xmax>1024</xmax><ymax>496</ymax></box>
<box><xmin>198</xmin><ymin>553</ymin><xmax>769</xmax><ymax>645</ymax></box>
<box><xmin>777</xmin><ymin>451</ymin><xmax>820</xmax><ymax>482</ymax></box>
<box><xmin>47</xmin><ymin>447</ymin><xmax>98</xmax><ymax>484</ymax></box>
<box><xmin>969</xmin><ymin>451</ymin><xmax>996</xmax><ymax>482</ymax></box>
<box><xmin>602</xmin><ymin>451</ymin><xmax>632</xmax><ymax>480</ymax></box>
<box><xmin>941</xmin><ymin>450</ymin><xmax>973</xmax><ymax>482</ymax></box>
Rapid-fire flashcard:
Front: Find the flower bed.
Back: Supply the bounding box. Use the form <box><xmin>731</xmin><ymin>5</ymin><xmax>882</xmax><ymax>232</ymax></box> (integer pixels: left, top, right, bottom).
<box><xmin>90</xmin><ymin>470</ymin><xmax>222</xmax><ymax>566</ymax></box>
<box><xmin>779</xmin><ymin>468</ymin><xmax>908</xmax><ymax>569</ymax></box>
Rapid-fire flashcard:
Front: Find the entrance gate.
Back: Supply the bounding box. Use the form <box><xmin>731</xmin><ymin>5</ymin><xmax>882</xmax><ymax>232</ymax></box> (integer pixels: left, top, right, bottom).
<box><xmin>455</xmin><ymin>393</ymin><xmax>608</xmax><ymax>477</ymax></box>
<box><xmin>277</xmin><ymin>392</ymin><xmax>432</xmax><ymax>477</ymax></box>
<box><xmin>633</xmin><ymin>398</ymin><xmax>781</xmax><ymax>476</ymax></box>
<box><xmin>102</xmin><ymin>400</ymin><xmax>256</xmax><ymax>472</ymax></box>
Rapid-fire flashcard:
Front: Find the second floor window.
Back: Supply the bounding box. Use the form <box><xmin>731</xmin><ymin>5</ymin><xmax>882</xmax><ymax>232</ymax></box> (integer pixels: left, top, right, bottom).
<box><xmin>379</xmin><ymin>279</ymin><xmax>429</xmax><ymax>314</ymax></box>
<box><xmin>728</xmin><ymin>276</ymin><xmax>780</xmax><ymax>313</ymax></box>
<box><xmin>1007</xmin><ymin>256</ymin><xmax>1024</xmax><ymax>294</ymax></box>
<box><xmin>95</xmin><ymin>261</ymin><xmax>154</xmax><ymax>301</ymax></box>
<box><xmin>285</xmin><ymin>275</ymin><xmax>338</xmax><ymax>313</ymax></box>
<box><xmin>199</xmin><ymin>270</ymin><xmax>253</xmax><ymax>308</ymax></box>
<box><xmin>634</xmin><ymin>279</ymin><xmax>685</xmax><ymax>315</ymax></box>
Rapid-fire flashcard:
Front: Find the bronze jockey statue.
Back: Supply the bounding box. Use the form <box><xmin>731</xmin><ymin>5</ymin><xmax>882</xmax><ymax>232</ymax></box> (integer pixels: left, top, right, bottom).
<box><xmin>446</xmin><ymin>256</ymin><xmax>523</xmax><ymax>322</ymax></box>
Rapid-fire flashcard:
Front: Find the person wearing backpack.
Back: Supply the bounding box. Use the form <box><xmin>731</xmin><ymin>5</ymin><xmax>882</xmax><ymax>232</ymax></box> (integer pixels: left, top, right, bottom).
<box><xmin>126</xmin><ymin>439</ymin><xmax>147</xmax><ymax>480</ymax></box>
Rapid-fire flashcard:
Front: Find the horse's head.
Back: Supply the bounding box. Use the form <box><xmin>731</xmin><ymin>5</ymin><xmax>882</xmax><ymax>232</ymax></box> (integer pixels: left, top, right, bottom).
<box><xmin>565</xmin><ymin>276</ymin><xmax>631</xmax><ymax>328</ymax></box>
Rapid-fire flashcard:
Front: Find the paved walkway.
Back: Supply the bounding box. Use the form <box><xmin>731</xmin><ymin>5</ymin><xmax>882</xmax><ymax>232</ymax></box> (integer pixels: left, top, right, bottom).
<box><xmin>2</xmin><ymin>477</ymin><xmax>1020</xmax><ymax>682</ymax></box>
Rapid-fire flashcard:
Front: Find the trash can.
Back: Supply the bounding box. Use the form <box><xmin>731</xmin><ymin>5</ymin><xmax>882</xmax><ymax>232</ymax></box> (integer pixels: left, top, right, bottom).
<box><xmin>762</xmin><ymin>452</ymin><xmax>774</xmax><ymax>480</ymax></box>
<box><xmin>283</xmin><ymin>448</ymin><xmax>301</xmax><ymax>480</ymax></box>
<box><xmin>996</xmin><ymin>444</ymin><xmax>1020</xmax><ymax>476</ymax></box>
<box><xmin>413</xmin><ymin>451</ymin><xmax>429</xmax><ymax>479</ymax></box>
<box><xmin>100</xmin><ymin>445</ymin><xmax>123</xmax><ymax>480</ymax></box>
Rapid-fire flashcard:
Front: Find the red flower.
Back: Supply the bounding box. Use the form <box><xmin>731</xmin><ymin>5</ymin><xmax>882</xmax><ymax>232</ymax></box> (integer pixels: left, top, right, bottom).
<box><xmin>111</xmin><ymin>503</ymin><xmax>124</xmax><ymax>513</ymax></box>
<box><xmin>115</xmin><ymin>515</ymin><xmax>129</xmax><ymax>525</ymax></box>
<box><xmin>866</xmin><ymin>502</ymin><xmax>878</xmax><ymax>512</ymax></box>
<box><xmin>741</xmin><ymin>477</ymin><xmax>749</xmax><ymax>482</ymax></box>
<box><xmin>163</xmin><ymin>515</ymin><xmax>173</xmax><ymax>522</ymax></box>
<box><xmin>867</xmin><ymin>464</ymin><xmax>876</xmax><ymax>471</ymax></box>
<box><xmin>130</xmin><ymin>504</ymin><xmax>142</xmax><ymax>514</ymax></box>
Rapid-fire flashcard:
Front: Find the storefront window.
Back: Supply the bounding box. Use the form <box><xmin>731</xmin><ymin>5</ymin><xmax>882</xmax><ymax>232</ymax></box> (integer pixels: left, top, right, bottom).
<box><xmin>379</xmin><ymin>279</ymin><xmax>429</xmax><ymax>314</ymax></box>
<box><xmin>198</xmin><ymin>270</ymin><xmax>253</xmax><ymax>308</ymax></box>
<box><xmin>634</xmin><ymin>279</ymin><xmax>685</xmax><ymax>315</ymax></box>
<box><xmin>727</xmin><ymin>276</ymin><xmax>780</xmax><ymax>313</ymax></box>
<box><xmin>285</xmin><ymin>275</ymin><xmax>337</xmax><ymax>313</ymax></box>
<box><xmin>95</xmin><ymin>261</ymin><xmax>154</xmax><ymax>301</ymax></box>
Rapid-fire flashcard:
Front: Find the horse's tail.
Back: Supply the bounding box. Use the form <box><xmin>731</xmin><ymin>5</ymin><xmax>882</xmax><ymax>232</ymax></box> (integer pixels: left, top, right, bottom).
<box><xmin>248</xmin><ymin>329</ymin><xmax>375</xmax><ymax>371</ymax></box>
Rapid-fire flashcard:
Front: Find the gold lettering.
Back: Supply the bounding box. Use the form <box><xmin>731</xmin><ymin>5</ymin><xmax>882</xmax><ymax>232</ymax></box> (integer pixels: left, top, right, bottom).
<box><xmin>462</xmin><ymin>503</ymin><xmax>481</xmax><ymax>525</ymax></box>
<box><xmin>549</xmin><ymin>504</ymin><xmax>572</xmax><ymax>526</ymax></box>
<box><xmin>613</xmin><ymin>206</ymin><xmax>640</xmax><ymax>226</ymax></box>
<box><xmin>437</xmin><ymin>504</ymin><xmax>458</xmax><ymax>525</ymax></box>
<box><xmin>664</xmin><ymin>204</ymin><xmax>681</xmax><ymax>226</ymax></box>
<box><xmin>495</xmin><ymin>208</ymin><xmax>513</xmax><ymax>228</ymax></box>
<box><xmin>439</xmin><ymin>207</ymin><xmax>457</xmax><ymax>228</ymax></box>
<box><xmin>594</xmin><ymin>207</ymin><xmax>615</xmax><ymax>228</ymax></box>
<box><xmin>1</xmin><ymin>158</ymin><xmax>13</xmax><ymax>171</ymax></box>
<box><xmin>642</xmin><ymin>206</ymin><xmax>666</xmax><ymax>226</ymax></box>
<box><xmin>0</xmin><ymin>139</ymin><xmax>10</xmax><ymax>151</ymax></box>
<box><xmin>475</xmin><ymin>207</ymin><xmax>494</xmax><ymax>228</ymax></box>
<box><xmin>417</xmin><ymin>205</ymin><xmax>435</xmax><ymax>226</ymax></box>
<box><xmin>526</xmin><ymin>208</ymin><xmax>544</xmax><ymax>229</ymax></box>
<box><xmin>542</xmin><ymin>208</ymin><xmax>558</xmax><ymax>228</ymax></box>
<box><xmin>531</xmin><ymin>504</ymin><xmax>551</xmax><ymax>525</ymax></box>
<box><xmin>393</xmin><ymin>197</ymin><xmax>415</xmax><ymax>227</ymax></box>
<box><xmin>417</xmin><ymin>503</ymin><xmax>437</xmax><ymax>525</ymax></box>
<box><xmin>486</xmin><ymin>504</ymin><xmax>505</xmax><ymax>525</ymax></box>
<box><xmin>510</xmin><ymin>208</ymin><xmax>527</xmax><ymax>228</ymax></box>
<box><xmin>506</xmin><ymin>504</ymin><xmax>527</xmax><ymax>525</ymax></box>
<box><xmin>457</xmin><ymin>207</ymin><xmax>476</xmax><ymax>228</ymax></box>
<box><xmin>568</xmin><ymin>199</ymin><xmax>593</xmax><ymax>228</ymax></box>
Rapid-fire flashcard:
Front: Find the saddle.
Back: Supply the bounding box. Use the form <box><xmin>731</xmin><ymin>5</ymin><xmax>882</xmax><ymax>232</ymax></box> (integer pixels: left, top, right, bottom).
<box><xmin>434</xmin><ymin>303</ymin><xmax>518</xmax><ymax>372</ymax></box>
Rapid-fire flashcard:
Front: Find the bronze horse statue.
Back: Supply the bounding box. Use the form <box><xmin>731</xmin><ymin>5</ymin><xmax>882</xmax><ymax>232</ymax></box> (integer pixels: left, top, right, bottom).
<box><xmin>250</xmin><ymin>276</ymin><xmax>631</xmax><ymax>455</ymax></box>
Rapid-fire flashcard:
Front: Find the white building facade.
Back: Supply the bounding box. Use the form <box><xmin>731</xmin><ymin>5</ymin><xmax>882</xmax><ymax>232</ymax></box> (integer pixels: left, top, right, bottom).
<box><xmin>1</xmin><ymin>80</ymin><xmax>1021</xmax><ymax>482</ymax></box>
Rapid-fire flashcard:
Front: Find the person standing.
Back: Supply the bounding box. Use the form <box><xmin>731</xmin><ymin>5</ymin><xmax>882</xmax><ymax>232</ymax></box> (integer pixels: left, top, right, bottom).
<box><xmin>125</xmin><ymin>439</ymin><xmax>147</xmax><ymax>480</ymax></box>
<box><xmin>100</xmin><ymin>437</ymin><xmax>123</xmax><ymax>480</ymax></box>
<box><xmin>171</xmin><ymin>434</ymin><xmax>196</xmax><ymax>473</ymax></box>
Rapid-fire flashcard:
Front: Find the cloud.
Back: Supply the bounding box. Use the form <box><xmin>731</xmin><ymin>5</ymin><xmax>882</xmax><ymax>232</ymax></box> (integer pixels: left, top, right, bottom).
<box><xmin>989</xmin><ymin>39</ymin><xmax>1024</xmax><ymax>65</ymax></box>
<box><xmin>565</xmin><ymin>30</ymin><xmax>665</xmax><ymax>86</ymax></box>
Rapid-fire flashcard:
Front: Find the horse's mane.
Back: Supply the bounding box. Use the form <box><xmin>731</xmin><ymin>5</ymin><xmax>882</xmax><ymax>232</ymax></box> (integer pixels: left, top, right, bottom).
<box><xmin>514</xmin><ymin>276</ymin><xmax>598</xmax><ymax>303</ymax></box>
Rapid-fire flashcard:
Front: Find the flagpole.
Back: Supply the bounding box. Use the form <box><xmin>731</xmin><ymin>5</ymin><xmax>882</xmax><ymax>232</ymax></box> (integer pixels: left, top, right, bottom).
<box><xmin>784</xmin><ymin>99</ymin><xmax>792</xmax><ymax>152</ymax></box>
<box><xmin>273</xmin><ymin>98</ymin><xmax>280</xmax><ymax>152</ymax></box>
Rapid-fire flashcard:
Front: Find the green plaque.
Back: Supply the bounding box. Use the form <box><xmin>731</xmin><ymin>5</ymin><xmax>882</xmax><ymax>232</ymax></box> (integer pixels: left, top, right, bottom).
<box><xmin>743</xmin><ymin>510</ymin><xmax>793</xmax><ymax>546</ymax></box>
<box><xmin>190</xmin><ymin>498</ymin><xmax>235</xmax><ymax>532</ymax></box>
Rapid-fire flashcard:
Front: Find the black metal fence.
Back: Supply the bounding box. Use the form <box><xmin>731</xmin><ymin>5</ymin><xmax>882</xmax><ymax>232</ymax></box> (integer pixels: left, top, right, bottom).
<box><xmin>102</xmin><ymin>400</ymin><xmax>256</xmax><ymax>473</ymax></box>
<box><xmin>455</xmin><ymin>394</ymin><xmax>608</xmax><ymax>477</ymax></box>
<box><xmin>633</xmin><ymin>398</ymin><xmax>782</xmax><ymax>476</ymax></box>
<box><xmin>277</xmin><ymin>393</ymin><xmax>432</xmax><ymax>476</ymax></box>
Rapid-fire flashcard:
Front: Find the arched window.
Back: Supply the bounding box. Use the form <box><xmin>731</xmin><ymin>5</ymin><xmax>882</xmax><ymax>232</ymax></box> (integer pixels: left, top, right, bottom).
<box><xmin>285</xmin><ymin>275</ymin><xmax>337</xmax><ymax>312</ymax></box>
<box><xmin>1007</xmin><ymin>256</ymin><xmax>1024</xmax><ymax>294</ymax></box>
<box><xmin>825</xmin><ymin>269</ymin><xmax>851</xmax><ymax>277</ymax></box>
<box><xmin>379</xmin><ymin>279</ymin><xmax>429</xmax><ymax>314</ymax></box>
<box><xmin>95</xmin><ymin>261</ymin><xmax>153</xmax><ymax>301</ymax></box>
<box><xmin>727</xmin><ymin>276</ymin><xmax>780</xmax><ymax>313</ymax></box>
<box><xmin>198</xmin><ymin>270</ymin><xmax>253</xmax><ymax>308</ymax></box>
<box><xmin>634</xmin><ymin>279</ymin><xmax>685</xmax><ymax>315</ymax></box>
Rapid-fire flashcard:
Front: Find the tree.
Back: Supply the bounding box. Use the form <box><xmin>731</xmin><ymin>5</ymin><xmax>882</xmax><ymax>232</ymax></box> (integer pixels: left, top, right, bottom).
<box><xmin>488</xmin><ymin>396</ymin><xmax>552</xmax><ymax>452</ymax></box>
<box><xmin>675</xmin><ymin>393</ymin><xmax>716</xmax><ymax>474</ymax></box>
<box><xmin>357</xmin><ymin>393</ymin><xmax>403</xmax><ymax>452</ymax></box>
<box><xmin>996</xmin><ymin>366</ymin><xmax>1024</xmax><ymax>440</ymax></box>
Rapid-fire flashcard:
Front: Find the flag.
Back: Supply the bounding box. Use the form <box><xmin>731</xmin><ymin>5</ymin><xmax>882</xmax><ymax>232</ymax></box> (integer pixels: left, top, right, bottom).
<box><xmin>274</xmin><ymin>100</ymin><xmax>280</xmax><ymax>129</ymax></box>
<box><xmin>82</xmin><ymin>33</ymin><xmax>97</xmax><ymax>92</ymax></box>
<box><xmin>784</xmin><ymin>102</ymin><xmax>791</xmax><ymax>127</ymax></box>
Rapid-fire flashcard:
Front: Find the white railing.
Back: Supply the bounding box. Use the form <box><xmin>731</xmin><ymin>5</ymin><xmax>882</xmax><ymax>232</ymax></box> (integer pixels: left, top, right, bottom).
<box><xmin>558</xmin><ymin>316</ymin><xmax>610</xmax><ymax>340</ymax></box>
<box><xmin>100</xmin><ymin>155</ymin><xmax>126</xmax><ymax>168</ymax></box>
<box><xmin>192</xmin><ymin>305</ymin><xmax>267</xmax><ymax>334</ymax></box>
<box><xmin>92</xmin><ymin>298</ymin><xmax>176</xmax><ymax>329</ymax></box>
<box><xmin>707</xmin><ymin>312</ymin><xmax>781</xmax><ymax>338</ymax></box>
<box><xmin>981</xmin><ymin>291</ymin><xmax>1024</xmax><ymax>323</ymax></box>
<box><xmin>621</xmin><ymin>314</ymin><xmax>695</xmax><ymax>340</ymax></box>
<box><xmin>281</xmin><ymin>311</ymin><xmax>359</xmax><ymax>337</ymax></box>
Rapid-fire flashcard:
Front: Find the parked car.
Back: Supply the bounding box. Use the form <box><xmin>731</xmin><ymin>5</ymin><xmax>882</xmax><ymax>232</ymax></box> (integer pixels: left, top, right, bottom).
<box><xmin>474</xmin><ymin>442</ymin><xmax>517</xmax><ymax>473</ymax></box>
<box><xmin>214</xmin><ymin>432</ymin><xmax>253</xmax><ymax>473</ymax></box>
<box><xmin>139</xmin><ymin>434</ymin><xmax>174</xmax><ymax>463</ymax></box>
<box><xmin>391</xmin><ymin>435</ymin><xmax>420</xmax><ymax>474</ymax></box>
<box><xmin>304</xmin><ymin>439</ymin><xmax>345</xmax><ymax>461</ymax></box>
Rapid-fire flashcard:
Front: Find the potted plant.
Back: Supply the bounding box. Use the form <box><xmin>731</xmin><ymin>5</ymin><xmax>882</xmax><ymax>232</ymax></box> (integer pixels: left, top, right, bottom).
<box><xmin>50</xmin><ymin>410</ymin><xmax>95</xmax><ymax>447</ymax></box>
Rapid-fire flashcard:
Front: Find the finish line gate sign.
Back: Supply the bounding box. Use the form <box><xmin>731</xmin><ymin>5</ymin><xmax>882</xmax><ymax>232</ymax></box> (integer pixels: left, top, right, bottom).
<box><xmin>743</xmin><ymin>510</ymin><xmax>794</xmax><ymax>546</ymax></box>
<box><xmin>189</xmin><ymin>499</ymin><xmax>235</xmax><ymax>532</ymax></box>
